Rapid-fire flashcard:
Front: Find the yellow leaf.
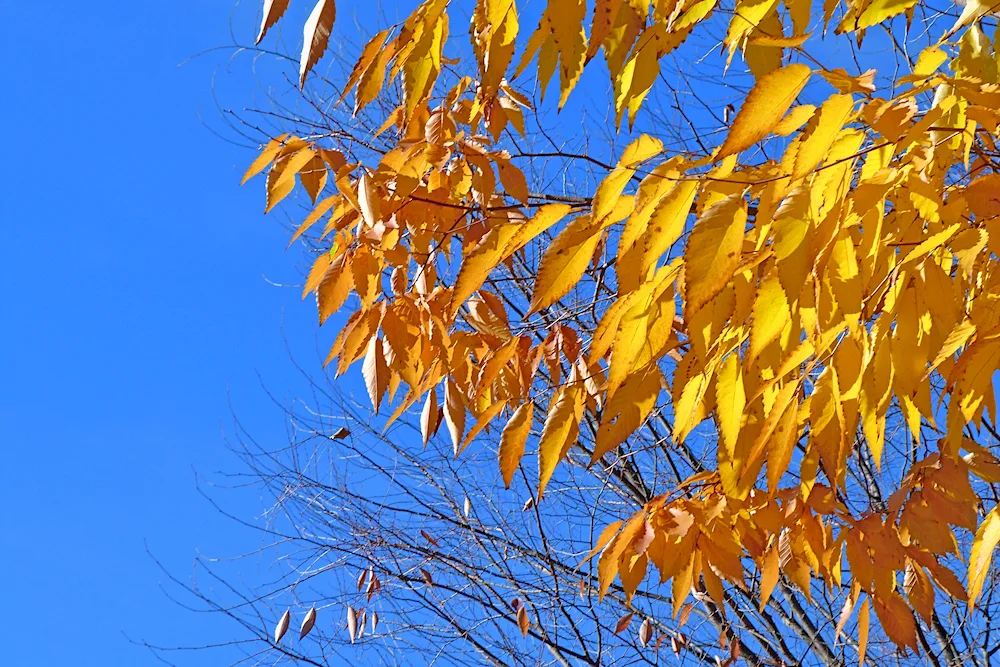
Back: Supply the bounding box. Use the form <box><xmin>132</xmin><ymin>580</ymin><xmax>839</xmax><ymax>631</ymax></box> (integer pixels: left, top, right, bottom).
<box><xmin>452</xmin><ymin>205</ymin><xmax>570</xmax><ymax>315</ymax></box>
<box><xmin>683</xmin><ymin>193</ymin><xmax>747</xmax><ymax>318</ymax></box>
<box><xmin>499</xmin><ymin>401</ymin><xmax>533</xmax><ymax>489</ymax></box>
<box><xmin>772</xmin><ymin>105</ymin><xmax>816</xmax><ymax>136</ymax></box>
<box><xmin>537</xmin><ymin>385</ymin><xmax>584</xmax><ymax>497</ymax></box>
<box><xmin>299</xmin><ymin>0</ymin><xmax>337</xmax><ymax>87</ymax></box>
<box><xmin>318</xmin><ymin>255</ymin><xmax>353</xmax><ymax>323</ymax></box>
<box><xmin>641</xmin><ymin>180</ymin><xmax>698</xmax><ymax>279</ymax></box>
<box><xmin>759</xmin><ymin>546</ymin><xmax>779</xmax><ymax>610</ymax></box>
<box><xmin>857</xmin><ymin>598</ymin><xmax>870</xmax><ymax>666</ymax></box>
<box><xmin>716</xmin><ymin>63</ymin><xmax>811</xmax><ymax>161</ymax></box>
<box><xmin>749</xmin><ymin>271</ymin><xmax>790</xmax><ymax>361</ymax></box>
<box><xmin>842</xmin><ymin>0</ymin><xmax>917</xmax><ymax>32</ymax></box>
<box><xmin>421</xmin><ymin>386</ymin><xmax>441</xmax><ymax>446</ymax></box>
<box><xmin>790</xmin><ymin>94</ymin><xmax>854</xmax><ymax>182</ymax></box>
<box><xmin>715</xmin><ymin>354</ymin><xmax>745</xmax><ymax>458</ymax></box>
<box><xmin>266</xmin><ymin>147</ymin><xmax>316</xmax><ymax>213</ymax></box>
<box><xmin>460</xmin><ymin>399</ymin><xmax>509</xmax><ymax>455</ymax></box>
<box><xmin>969</xmin><ymin>506</ymin><xmax>1000</xmax><ymax>609</ymax></box>
<box><xmin>528</xmin><ymin>215</ymin><xmax>601</xmax><ymax>314</ymax></box>
<box><xmin>242</xmin><ymin>134</ymin><xmax>291</xmax><ymax>184</ymax></box>
<box><xmin>256</xmin><ymin>0</ymin><xmax>291</xmax><ymax>44</ymax></box>
<box><xmin>592</xmin><ymin>367</ymin><xmax>662</xmax><ymax>463</ymax></box>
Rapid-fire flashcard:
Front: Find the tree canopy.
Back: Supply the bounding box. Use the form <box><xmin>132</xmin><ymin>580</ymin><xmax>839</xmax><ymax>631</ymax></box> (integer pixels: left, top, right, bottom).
<box><xmin>230</xmin><ymin>0</ymin><xmax>1000</xmax><ymax>663</ymax></box>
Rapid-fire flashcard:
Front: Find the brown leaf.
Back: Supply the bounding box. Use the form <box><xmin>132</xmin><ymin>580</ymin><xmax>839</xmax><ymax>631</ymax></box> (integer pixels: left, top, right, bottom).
<box><xmin>330</xmin><ymin>427</ymin><xmax>350</xmax><ymax>440</ymax></box>
<box><xmin>421</xmin><ymin>530</ymin><xmax>440</xmax><ymax>548</ymax></box>
<box><xmin>274</xmin><ymin>609</ymin><xmax>290</xmax><ymax>643</ymax></box>
<box><xmin>421</xmin><ymin>386</ymin><xmax>441</xmax><ymax>447</ymax></box>
<box><xmin>299</xmin><ymin>606</ymin><xmax>317</xmax><ymax>639</ymax></box>
<box><xmin>638</xmin><ymin>617</ymin><xmax>653</xmax><ymax>647</ymax></box>
<box><xmin>362</xmin><ymin>336</ymin><xmax>389</xmax><ymax>413</ymax></box>
<box><xmin>299</xmin><ymin>0</ymin><xmax>337</xmax><ymax>87</ymax></box>
<box><xmin>420</xmin><ymin>568</ymin><xmax>434</xmax><ymax>586</ymax></box>
<box><xmin>256</xmin><ymin>0</ymin><xmax>291</xmax><ymax>44</ymax></box>
<box><xmin>516</xmin><ymin>605</ymin><xmax>530</xmax><ymax>637</ymax></box>
<box><xmin>614</xmin><ymin>612</ymin><xmax>634</xmax><ymax>634</ymax></box>
<box><xmin>347</xmin><ymin>605</ymin><xmax>358</xmax><ymax>643</ymax></box>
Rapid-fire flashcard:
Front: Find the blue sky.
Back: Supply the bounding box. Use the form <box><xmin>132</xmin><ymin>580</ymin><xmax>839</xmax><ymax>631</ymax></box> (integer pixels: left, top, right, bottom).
<box><xmin>0</xmin><ymin>2</ymin><xmax>350</xmax><ymax>664</ymax></box>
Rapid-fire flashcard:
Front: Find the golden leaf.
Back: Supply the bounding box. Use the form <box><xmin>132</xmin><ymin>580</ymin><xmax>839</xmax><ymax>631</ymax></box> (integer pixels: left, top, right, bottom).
<box><xmin>299</xmin><ymin>0</ymin><xmax>337</xmax><ymax>87</ymax></box>
<box><xmin>716</xmin><ymin>63</ymin><xmax>811</xmax><ymax>161</ymax></box>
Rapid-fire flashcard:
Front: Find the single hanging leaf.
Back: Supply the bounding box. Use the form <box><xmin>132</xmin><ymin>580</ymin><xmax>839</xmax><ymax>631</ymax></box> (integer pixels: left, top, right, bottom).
<box><xmin>614</xmin><ymin>612</ymin><xmax>634</xmax><ymax>634</ymax></box>
<box><xmin>857</xmin><ymin>599</ymin><xmax>870</xmax><ymax>666</ymax></box>
<box><xmin>444</xmin><ymin>380</ymin><xmax>467</xmax><ymax>456</ymax></box>
<box><xmin>347</xmin><ymin>605</ymin><xmax>358</xmax><ymax>643</ymax></box>
<box><xmin>682</xmin><ymin>193</ymin><xmax>747</xmax><ymax>318</ymax></box>
<box><xmin>715</xmin><ymin>63</ymin><xmax>811</xmax><ymax>161</ymax></box>
<box><xmin>330</xmin><ymin>426</ymin><xmax>350</xmax><ymax>440</ymax></box>
<box><xmin>256</xmin><ymin>0</ymin><xmax>291</xmax><ymax>43</ymax></box>
<box><xmin>969</xmin><ymin>506</ymin><xmax>1000</xmax><ymax>609</ymax></box>
<box><xmin>300</xmin><ymin>0</ymin><xmax>337</xmax><ymax>87</ymax></box>
<box><xmin>499</xmin><ymin>402</ymin><xmax>533</xmax><ymax>489</ymax></box>
<box><xmin>300</xmin><ymin>606</ymin><xmax>317</xmax><ymax>639</ymax></box>
<box><xmin>537</xmin><ymin>386</ymin><xmax>585</xmax><ymax>498</ymax></box>
<box><xmin>758</xmin><ymin>546</ymin><xmax>779</xmax><ymax>610</ymax></box>
<box><xmin>638</xmin><ymin>617</ymin><xmax>653</xmax><ymax>647</ymax></box>
<box><xmin>371</xmin><ymin>611</ymin><xmax>379</xmax><ymax>634</ymax></box>
<box><xmin>517</xmin><ymin>604</ymin><xmax>530</xmax><ymax>636</ymax></box>
<box><xmin>362</xmin><ymin>336</ymin><xmax>389</xmax><ymax>413</ymax></box>
<box><xmin>421</xmin><ymin>386</ymin><xmax>441</xmax><ymax>446</ymax></box>
<box><xmin>274</xmin><ymin>609</ymin><xmax>291</xmax><ymax>643</ymax></box>
<box><xmin>528</xmin><ymin>215</ymin><xmax>603</xmax><ymax>314</ymax></box>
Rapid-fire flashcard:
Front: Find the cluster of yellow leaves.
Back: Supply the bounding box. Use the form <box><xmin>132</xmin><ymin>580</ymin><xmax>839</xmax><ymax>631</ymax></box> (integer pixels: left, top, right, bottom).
<box><xmin>249</xmin><ymin>0</ymin><xmax>1000</xmax><ymax>660</ymax></box>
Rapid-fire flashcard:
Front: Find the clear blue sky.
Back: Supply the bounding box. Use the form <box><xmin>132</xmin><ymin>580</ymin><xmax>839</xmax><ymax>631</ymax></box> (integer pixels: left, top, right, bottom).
<box><xmin>0</xmin><ymin>2</ymin><xmax>350</xmax><ymax>664</ymax></box>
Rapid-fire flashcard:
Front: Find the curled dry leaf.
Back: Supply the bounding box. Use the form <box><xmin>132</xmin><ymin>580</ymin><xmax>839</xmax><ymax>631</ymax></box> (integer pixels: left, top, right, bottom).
<box><xmin>463</xmin><ymin>496</ymin><xmax>472</xmax><ymax>517</ymax></box>
<box><xmin>347</xmin><ymin>605</ymin><xmax>358</xmax><ymax>643</ymax></box>
<box><xmin>300</xmin><ymin>606</ymin><xmax>317</xmax><ymax>639</ymax></box>
<box><xmin>421</xmin><ymin>529</ymin><xmax>440</xmax><ymax>547</ymax></box>
<box><xmin>516</xmin><ymin>604</ymin><xmax>529</xmax><ymax>637</ymax></box>
<box><xmin>274</xmin><ymin>609</ymin><xmax>291</xmax><ymax>643</ymax></box>
<box><xmin>357</xmin><ymin>568</ymin><xmax>368</xmax><ymax>592</ymax></box>
<box><xmin>420</xmin><ymin>568</ymin><xmax>434</xmax><ymax>586</ymax></box>
<box><xmin>522</xmin><ymin>496</ymin><xmax>535</xmax><ymax>512</ymax></box>
<box><xmin>330</xmin><ymin>427</ymin><xmax>350</xmax><ymax>440</ymax></box>
<box><xmin>371</xmin><ymin>611</ymin><xmax>379</xmax><ymax>634</ymax></box>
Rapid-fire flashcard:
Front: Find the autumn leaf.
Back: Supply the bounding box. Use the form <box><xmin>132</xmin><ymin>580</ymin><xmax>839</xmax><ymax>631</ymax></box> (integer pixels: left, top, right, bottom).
<box><xmin>716</xmin><ymin>63</ymin><xmax>812</xmax><ymax>161</ymax></box>
<box><xmin>300</xmin><ymin>0</ymin><xmax>337</xmax><ymax>87</ymax></box>
<box><xmin>499</xmin><ymin>401</ymin><xmax>533</xmax><ymax>488</ymax></box>
<box><xmin>682</xmin><ymin>193</ymin><xmax>747</xmax><ymax>318</ymax></box>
